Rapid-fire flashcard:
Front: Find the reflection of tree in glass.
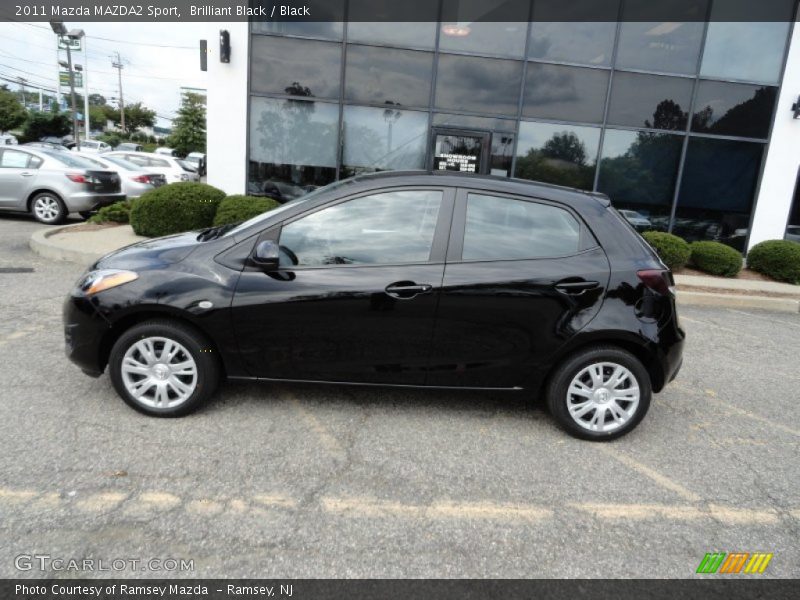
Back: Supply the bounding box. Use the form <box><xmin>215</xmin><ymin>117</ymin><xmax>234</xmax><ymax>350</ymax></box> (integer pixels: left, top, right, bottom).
<box><xmin>515</xmin><ymin>131</ymin><xmax>594</xmax><ymax>190</ymax></box>
<box><xmin>691</xmin><ymin>87</ymin><xmax>774</xmax><ymax>138</ymax></box>
<box><xmin>284</xmin><ymin>81</ymin><xmax>313</xmax><ymax>97</ymax></box>
<box><xmin>644</xmin><ymin>100</ymin><xmax>688</xmax><ymax>131</ymax></box>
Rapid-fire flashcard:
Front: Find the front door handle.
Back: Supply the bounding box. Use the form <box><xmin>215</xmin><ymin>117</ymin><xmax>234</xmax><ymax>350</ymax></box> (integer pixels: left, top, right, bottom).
<box><xmin>20</xmin><ymin>172</ymin><xmax>34</xmax><ymax>177</ymax></box>
<box><xmin>554</xmin><ymin>280</ymin><xmax>599</xmax><ymax>295</ymax></box>
<box><xmin>385</xmin><ymin>281</ymin><xmax>433</xmax><ymax>299</ymax></box>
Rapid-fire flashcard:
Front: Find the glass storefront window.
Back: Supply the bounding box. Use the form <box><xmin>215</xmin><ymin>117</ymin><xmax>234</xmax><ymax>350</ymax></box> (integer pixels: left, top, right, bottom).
<box><xmin>347</xmin><ymin>0</ymin><xmax>438</xmax><ymax>48</ymax></box>
<box><xmin>439</xmin><ymin>0</ymin><xmax>529</xmax><ymax>58</ymax></box>
<box><xmin>341</xmin><ymin>105</ymin><xmax>429</xmax><ymax>175</ymax></box>
<box><xmin>432</xmin><ymin>114</ymin><xmax>515</xmax><ymax>176</ymax></box>
<box><xmin>344</xmin><ymin>45</ymin><xmax>433</xmax><ymax>109</ymax></box>
<box><xmin>673</xmin><ymin>137</ymin><xmax>764</xmax><ymax>250</ymax></box>
<box><xmin>250</xmin><ymin>36</ymin><xmax>342</xmax><ymax>99</ymax></box>
<box><xmin>597</xmin><ymin>129</ymin><xmax>683</xmax><ymax>231</ymax></box>
<box><xmin>522</xmin><ymin>63</ymin><xmax>609</xmax><ymax>123</ymax></box>
<box><xmin>248</xmin><ymin>97</ymin><xmax>339</xmax><ymax>193</ymax></box>
<box><xmin>616</xmin><ymin>0</ymin><xmax>707</xmax><ymax>75</ymax></box>
<box><xmin>528</xmin><ymin>0</ymin><xmax>619</xmax><ymax>66</ymax></box>
<box><xmin>514</xmin><ymin>122</ymin><xmax>601</xmax><ymax>190</ymax></box>
<box><xmin>607</xmin><ymin>72</ymin><xmax>693</xmax><ymax>131</ymax></box>
<box><xmin>435</xmin><ymin>54</ymin><xmax>523</xmax><ymax>116</ymax></box>
<box><xmin>701</xmin><ymin>21</ymin><xmax>791</xmax><ymax>84</ymax></box>
<box><xmin>251</xmin><ymin>0</ymin><xmax>345</xmax><ymax>39</ymax></box>
<box><xmin>691</xmin><ymin>81</ymin><xmax>777</xmax><ymax>139</ymax></box>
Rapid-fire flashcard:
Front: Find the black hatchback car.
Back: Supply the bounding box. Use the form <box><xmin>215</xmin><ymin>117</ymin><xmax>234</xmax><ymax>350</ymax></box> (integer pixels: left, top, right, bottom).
<box><xmin>64</xmin><ymin>172</ymin><xmax>684</xmax><ymax>440</ymax></box>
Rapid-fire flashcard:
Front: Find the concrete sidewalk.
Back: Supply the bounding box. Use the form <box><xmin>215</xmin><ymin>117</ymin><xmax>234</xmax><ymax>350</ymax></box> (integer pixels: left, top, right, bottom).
<box><xmin>29</xmin><ymin>223</ymin><xmax>800</xmax><ymax>313</ymax></box>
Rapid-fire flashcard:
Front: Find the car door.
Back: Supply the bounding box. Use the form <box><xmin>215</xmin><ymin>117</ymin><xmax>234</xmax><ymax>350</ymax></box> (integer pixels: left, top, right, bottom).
<box><xmin>230</xmin><ymin>187</ymin><xmax>455</xmax><ymax>384</ymax></box>
<box><xmin>0</xmin><ymin>149</ymin><xmax>40</xmax><ymax>209</ymax></box>
<box><xmin>426</xmin><ymin>189</ymin><xmax>610</xmax><ymax>389</ymax></box>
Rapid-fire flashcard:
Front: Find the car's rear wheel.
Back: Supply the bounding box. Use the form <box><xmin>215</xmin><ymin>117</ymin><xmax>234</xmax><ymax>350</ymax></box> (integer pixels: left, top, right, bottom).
<box><xmin>30</xmin><ymin>192</ymin><xmax>67</xmax><ymax>224</ymax></box>
<box><xmin>545</xmin><ymin>346</ymin><xmax>651</xmax><ymax>441</ymax></box>
<box><xmin>108</xmin><ymin>320</ymin><xmax>220</xmax><ymax>417</ymax></box>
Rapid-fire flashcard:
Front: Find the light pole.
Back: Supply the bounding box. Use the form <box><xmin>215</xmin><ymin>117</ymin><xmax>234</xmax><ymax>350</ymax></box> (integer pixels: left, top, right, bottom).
<box><xmin>50</xmin><ymin>22</ymin><xmax>84</xmax><ymax>150</ymax></box>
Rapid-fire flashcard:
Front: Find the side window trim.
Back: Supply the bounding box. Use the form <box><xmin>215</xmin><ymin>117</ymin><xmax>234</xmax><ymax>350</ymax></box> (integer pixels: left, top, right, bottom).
<box><xmin>274</xmin><ymin>186</ymin><xmax>456</xmax><ymax>269</ymax></box>
<box><xmin>447</xmin><ymin>188</ymin><xmax>589</xmax><ymax>263</ymax></box>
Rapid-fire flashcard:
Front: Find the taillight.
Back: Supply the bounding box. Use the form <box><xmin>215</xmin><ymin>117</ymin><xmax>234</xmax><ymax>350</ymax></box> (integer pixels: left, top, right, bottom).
<box><xmin>65</xmin><ymin>172</ymin><xmax>98</xmax><ymax>184</ymax></box>
<box><xmin>130</xmin><ymin>174</ymin><xmax>150</xmax><ymax>183</ymax></box>
<box><xmin>637</xmin><ymin>269</ymin><xmax>674</xmax><ymax>296</ymax></box>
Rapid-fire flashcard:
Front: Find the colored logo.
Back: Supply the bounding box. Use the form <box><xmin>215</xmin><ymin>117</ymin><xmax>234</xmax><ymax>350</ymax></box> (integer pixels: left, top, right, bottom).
<box><xmin>696</xmin><ymin>552</ymin><xmax>773</xmax><ymax>574</ymax></box>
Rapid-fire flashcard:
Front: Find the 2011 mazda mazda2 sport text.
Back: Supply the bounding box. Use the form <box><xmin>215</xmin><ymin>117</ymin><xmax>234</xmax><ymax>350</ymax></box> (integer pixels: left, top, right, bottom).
<box><xmin>63</xmin><ymin>172</ymin><xmax>684</xmax><ymax>440</ymax></box>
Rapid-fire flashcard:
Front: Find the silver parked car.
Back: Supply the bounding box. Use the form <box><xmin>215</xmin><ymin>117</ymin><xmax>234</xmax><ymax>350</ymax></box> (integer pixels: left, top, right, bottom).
<box><xmin>0</xmin><ymin>146</ymin><xmax>125</xmax><ymax>224</ymax></box>
<box><xmin>105</xmin><ymin>151</ymin><xmax>200</xmax><ymax>183</ymax></box>
<box><xmin>73</xmin><ymin>152</ymin><xmax>166</xmax><ymax>198</ymax></box>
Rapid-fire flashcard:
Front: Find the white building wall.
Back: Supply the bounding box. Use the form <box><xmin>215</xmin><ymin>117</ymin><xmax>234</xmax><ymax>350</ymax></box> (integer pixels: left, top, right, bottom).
<box><xmin>206</xmin><ymin>21</ymin><xmax>249</xmax><ymax>195</ymax></box>
<box><xmin>748</xmin><ymin>21</ymin><xmax>800</xmax><ymax>251</ymax></box>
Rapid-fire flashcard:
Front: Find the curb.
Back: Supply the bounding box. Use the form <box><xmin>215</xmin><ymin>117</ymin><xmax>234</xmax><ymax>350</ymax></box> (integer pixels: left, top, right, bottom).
<box><xmin>30</xmin><ymin>223</ymin><xmax>107</xmax><ymax>266</ymax></box>
<box><xmin>676</xmin><ymin>290</ymin><xmax>800</xmax><ymax>313</ymax></box>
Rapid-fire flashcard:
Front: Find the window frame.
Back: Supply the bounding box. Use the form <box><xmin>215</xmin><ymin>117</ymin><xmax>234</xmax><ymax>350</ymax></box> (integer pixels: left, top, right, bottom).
<box><xmin>266</xmin><ymin>185</ymin><xmax>457</xmax><ymax>270</ymax></box>
<box><xmin>446</xmin><ymin>188</ymin><xmax>597</xmax><ymax>263</ymax></box>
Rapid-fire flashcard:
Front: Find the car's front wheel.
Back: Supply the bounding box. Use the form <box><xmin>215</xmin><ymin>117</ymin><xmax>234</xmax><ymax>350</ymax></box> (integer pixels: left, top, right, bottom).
<box><xmin>545</xmin><ymin>346</ymin><xmax>651</xmax><ymax>441</ymax></box>
<box><xmin>108</xmin><ymin>320</ymin><xmax>220</xmax><ymax>417</ymax></box>
<box><xmin>30</xmin><ymin>192</ymin><xmax>67</xmax><ymax>224</ymax></box>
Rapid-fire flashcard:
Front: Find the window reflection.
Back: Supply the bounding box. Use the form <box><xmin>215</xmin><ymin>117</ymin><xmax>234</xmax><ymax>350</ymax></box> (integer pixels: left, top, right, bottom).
<box><xmin>597</xmin><ymin>129</ymin><xmax>683</xmax><ymax>232</ymax></box>
<box><xmin>691</xmin><ymin>81</ymin><xmax>777</xmax><ymax>139</ymax></box>
<box><xmin>523</xmin><ymin>63</ymin><xmax>609</xmax><ymax>123</ymax></box>
<box><xmin>250</xmin><ymin>36</ymin><xmax>341</xmax><ymax>99</ymax></box>
<box><xmin>607</xmin><ymin>72</ymin><xmax>693</xmax><ymax>131</ymax></box>
<box><xmin>616</xmin><ymin>0</ymin><xmax>707</xmax><ymax>74</ymax></box>
<box><xmin>514</xmin><ymin>122</ymin><xmax>600</xmax><ymax>190</ymax></box>
<box><xmin>279</xmin><ymin>190</ymin><xmax>442</xmax><ymax>266</ymax></box>
<box><xmin>463</xmin><ymin>194</ymin><xmax>581</xmax><ymax>260</ymax></box>
<box><xmin>440</xmin><ymin>0</ymin><xmax>529</xmax><ymax>58</ymax></box>
<box><xmin>345</xmin><ymin>45</ymin><xmax>433</xmax><ymax>108</ymax></box>
<box><xmin>251</xmin><ymin>0</ymin><xmax>345</xmax><ymax>38</ymax></box>
<box><xmin>248</xmin><ymin>97</ymin><xmax>338</xmax><ymax>195</ymax></box>
<box><xmin>435</xmin><ymin>54</ymin><xmax>523</xmax><ymax>116</ymax></box>
<box><xmin>341</xmin><ymin>105</ymin><xmax>429</xmax><ymax>175</ymax></box>
<box><xmin>701</xmin><ymin>21</ymin><xmax>791</xmax><ymax>84</ymax></box>
<box><xmin>674</xmin><ymin>138</ymin><xmax>764</xmax><ymax>250</ymax></box>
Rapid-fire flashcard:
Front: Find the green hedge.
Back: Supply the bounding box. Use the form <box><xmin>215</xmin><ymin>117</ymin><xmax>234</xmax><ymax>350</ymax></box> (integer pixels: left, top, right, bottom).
<box><xmin>88</xmin><ymin>200</ymin><xmax>132</xmax><ymax>224</ymax></box>
<box><xmin>641</xmin><ymin>231</ymin><xmax>691</xmax><ymax>271</ymax></box>
<box><xmin>690</xmin><ymin>241</ymin><xmax>743</xmax><ymax>277</ymax></box>
<box><xmin>130</xmin><ymin>182</ymin><xmax>225</xmax><ymax>237</ymax></box>
<box><xmin>747</xmin><ymin>240</ymin><xmax>800</xmax><ymax>285</ymax></box>
<box><xmin>213</xmin><ymin>195</ymin><xmax>280</xmax><ymax>226</ymax></box>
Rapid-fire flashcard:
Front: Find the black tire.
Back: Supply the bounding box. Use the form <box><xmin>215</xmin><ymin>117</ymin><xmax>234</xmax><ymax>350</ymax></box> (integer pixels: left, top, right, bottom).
<box><xmin>545</xmin><ymin>345</ymin><xmax>651</xmax><ymax>441</ymax></box>
<box><xmin>108</xmin><ymin>319</ymin><xmax>221</xmax><ymax>417</ymax></box>
<box><xmin>30</xmin><ymin>192</ymin><xmax>67</xmax><ymax>224</ymax></box>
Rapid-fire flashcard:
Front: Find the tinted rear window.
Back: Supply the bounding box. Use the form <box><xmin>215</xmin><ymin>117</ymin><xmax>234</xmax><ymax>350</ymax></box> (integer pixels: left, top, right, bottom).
<box><xmin>41</xmin><ymin>151</ymin><xmax>98</xmax><ymax>168</ymax></box>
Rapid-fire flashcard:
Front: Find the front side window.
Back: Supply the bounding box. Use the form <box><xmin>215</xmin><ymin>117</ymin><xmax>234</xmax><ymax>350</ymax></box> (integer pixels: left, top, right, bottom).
<box><xmin>0</xmin><ymin>150</ymin><xmax>31</xmax><ymax>168</ymax></box>
<box><xmin>279</xmin><ymin>190</ymin><xmax>443</xmax><ymax>267</ymax></box>
<box><xmin>462</xmin><ymin>194</ymin><xmax>581</xmax><ymax>261</ymax></box>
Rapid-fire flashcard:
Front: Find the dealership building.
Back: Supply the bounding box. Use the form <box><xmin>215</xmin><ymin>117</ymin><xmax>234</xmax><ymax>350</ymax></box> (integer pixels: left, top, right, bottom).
<box><xmin>206</xmin><ymin>1</ymin><xmax>800</xmax><ymax>251</ymax></box>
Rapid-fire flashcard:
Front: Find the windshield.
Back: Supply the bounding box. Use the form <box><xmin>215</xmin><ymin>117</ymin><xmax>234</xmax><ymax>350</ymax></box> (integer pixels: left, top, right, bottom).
<box><xmin>41</xmin><ymin>150</ymin><xmax>100</xmax><ymax>169</ymax></box>
<box><xmin>224</xmin><ymin>179</ymin><xmax>354</xmax><ymax>237</ymax></box>
<box><xmin>177</xmin><ymin>159</ymin><xmax>197</xmax><ymax>172</ymax></box>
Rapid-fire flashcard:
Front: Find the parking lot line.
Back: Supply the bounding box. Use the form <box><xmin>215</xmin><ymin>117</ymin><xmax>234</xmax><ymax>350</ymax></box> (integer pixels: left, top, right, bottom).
<box><xmin>572</xmin><ymin>502</ymin><xmax>779</xmax><ymax>524</ymax></box>
<box><xmin>595</xmin><ymin>445</ymin><xmax>702</xmax><ymax>502</ymax></box>
<box><xmin>287</xmin><ymin>394</ymin><xmax>346</xmax><ymax>457</ymax></box>
<box><xmin>320</xmin><ymin>496</ymin><xmax>553</xmax><ymax>521</ymax></box>
<box><xmin>704</xmin><ymin>392</ymin><xmax>800</xmax><ymax>438</ymax></box>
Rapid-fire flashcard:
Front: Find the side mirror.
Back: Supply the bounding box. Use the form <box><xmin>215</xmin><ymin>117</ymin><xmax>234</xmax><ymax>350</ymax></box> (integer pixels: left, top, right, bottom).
<box><xmin>252</xmin><ymin>240</ymin><xmax>280</xmax><ymax>269</ymax></box>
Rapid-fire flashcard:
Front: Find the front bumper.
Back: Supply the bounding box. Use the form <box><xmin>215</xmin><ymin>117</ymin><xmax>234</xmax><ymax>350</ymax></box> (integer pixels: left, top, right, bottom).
<box><xmin>63</xmin><ymin>293</ymin><xmax>110</xmax><ymax>376</ymax></box>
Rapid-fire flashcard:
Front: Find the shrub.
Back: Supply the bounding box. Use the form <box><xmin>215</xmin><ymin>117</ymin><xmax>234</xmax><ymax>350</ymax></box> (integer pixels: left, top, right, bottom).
<box><xmin>747</xmin><ymin>240</ymin><xmax>800</xmax><ymax>284</ymax></box>
<box><xmin>88</xmin><ymin>200</ymin><xmax>132</xmax><ymax>224</ymax></box>
<box><xmin>129</xmin><ymin>182</ymin><xmax>225</xmax><ymax>237</ymax></box>
<box><xmin>689</xmin><ymin>241</ymin><xmax>743</xmax><ymax>277</ymax></box>
<box><xmin>213</xmin><ymin>195</ymin><xmax>280</xmax><ymax>226</ymax></box>
<box><xmin>641</xmin><ymin>231</ymin><xmax>691</xmax><ymax>271</ymax></box>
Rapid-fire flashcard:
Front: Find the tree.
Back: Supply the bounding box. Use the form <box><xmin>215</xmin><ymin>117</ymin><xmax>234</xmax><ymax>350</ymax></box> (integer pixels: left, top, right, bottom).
<box><xmin>167</xmin><ymin>92</ymin><xmax>206</xmax><ymax>156</ymax></box>
<box><xmin>0</xmin><ymin>88</ymin><xmax>27</xmax><ymax>133</ymax></box>
<box><xmin>88</xmin><ymin>93</ymin><xmax>106</xmax><ymax>106</ymax></box>
<box><xmin>88</xmin><ymin>105</ymin><xmax>109</xmax><ymax>130</ymax></box>
<box><xmin>22</xmin><ymin>111</ymin><xmax>71</xmax><ymax>141</ymax></box>
<box><xmin>106</xmin><ymin>101</ymin><xmax>155</xmax><ymax>134</ymax></box>
<box><xmin>542</xmin><ymin>131</ymin><xmax>588</xmax><ymax>165</ymax></box>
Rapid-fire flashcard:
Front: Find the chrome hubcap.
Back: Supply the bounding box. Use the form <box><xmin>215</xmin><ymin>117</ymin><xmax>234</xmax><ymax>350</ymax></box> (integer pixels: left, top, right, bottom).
<box><xmin>34</xmin><ymin>196</ymin><xmax>60</xmax><ymax>222</ymax></box>
<box><xmin>120</xmin><ymin>337</ymin><xmax>198</xmax><ymax>409</ymax></box>
<box><xmin>566</xmin><ymin>362</ymin><xmax>640</xmax><ymax>433</ymax></box>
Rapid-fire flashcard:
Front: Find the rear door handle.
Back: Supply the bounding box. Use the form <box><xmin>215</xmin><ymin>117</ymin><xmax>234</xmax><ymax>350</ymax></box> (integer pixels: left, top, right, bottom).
<box><xmin>554</xmin><ymin>280</ymin><xmax>599</xmax><ymax>295</ymax></box>
<box><xmin>385</xmin><ymin>282</ymin><xmax>433</xmax><ymax>299</ymax></box>
<box><xmin>20</xmin><ymin>172</ymin><xmax>34</xmax><ymax>177</ymax></box>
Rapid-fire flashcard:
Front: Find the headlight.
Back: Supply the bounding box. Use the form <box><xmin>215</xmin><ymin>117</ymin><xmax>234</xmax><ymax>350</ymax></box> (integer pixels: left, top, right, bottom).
<box><xmin>78</xmin><ymin>269</ymin><xmax>138</xmax><ymax>296</ymax></box>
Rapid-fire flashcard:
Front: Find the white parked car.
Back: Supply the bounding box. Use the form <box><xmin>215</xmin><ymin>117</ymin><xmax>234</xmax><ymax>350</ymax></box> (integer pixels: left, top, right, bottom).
<box><xmin>618</xmin><ymin>209</ymin><xmax>652</xmax><ymax>230</ymax></box>
<box><xmin>105</xmin><ymin>151</ymin><xmax>200</xmax><ymax>183</ymax></box>
<box><xmin>1</xmin><ymin>134</ymin><xmax>18</xmax><ymax>145</ymax></box>
<box><xmin>72</xmin><ymin>140</ymin><xmax>112</xmax><ymax>154</ymax></box>
<box><xmin>154</xmin><ymin>147</ymin><xmax>178</xmax><ymax>157</ymax></box>
<box><xmin>72</xmin><ymin>152</ymin><xmax>167</xmax><ymax>198</ymax></box>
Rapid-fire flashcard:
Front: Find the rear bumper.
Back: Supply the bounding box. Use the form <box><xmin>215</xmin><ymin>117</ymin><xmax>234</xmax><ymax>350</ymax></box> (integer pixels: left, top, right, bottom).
<box><xmin>65</xmin><ymin>192</ymin><xmax>126</xmax><ymax>212</ymax></box>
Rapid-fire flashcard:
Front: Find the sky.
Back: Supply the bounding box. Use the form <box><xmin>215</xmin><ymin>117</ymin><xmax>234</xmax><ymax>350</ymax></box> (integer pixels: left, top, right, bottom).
<box><xmin>0</xmin><ymin>22</ymin><xmax>208</xmax><ymax>127</ymax></box>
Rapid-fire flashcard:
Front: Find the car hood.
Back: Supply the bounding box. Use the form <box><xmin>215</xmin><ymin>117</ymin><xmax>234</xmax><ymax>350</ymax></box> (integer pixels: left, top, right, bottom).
<box><xmin>93</xmin><ymin>231</ymin><xmax>204</xmax><ymax>270</ymax></box>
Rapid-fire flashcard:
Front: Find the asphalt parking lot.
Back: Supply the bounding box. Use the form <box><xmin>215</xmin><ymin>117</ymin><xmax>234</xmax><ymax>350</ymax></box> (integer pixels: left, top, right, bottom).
<box><xmin>0</xmin><ymin>215</ymin><xmax>798</xmax><ymax>579</ymax></box>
